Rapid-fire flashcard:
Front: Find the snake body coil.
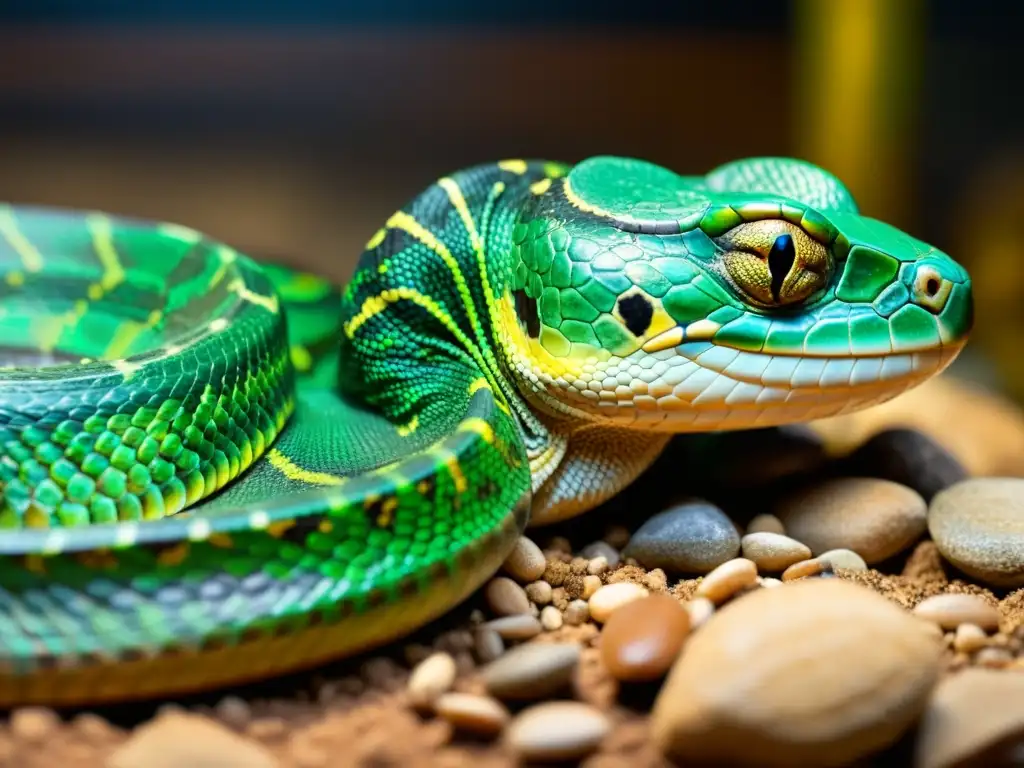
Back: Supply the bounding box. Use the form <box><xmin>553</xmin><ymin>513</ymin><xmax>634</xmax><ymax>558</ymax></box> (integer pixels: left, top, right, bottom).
<box><xmin>0</xmin><ymin>157</ymin><xmax>973</xmax><ymax>705</ymax></box>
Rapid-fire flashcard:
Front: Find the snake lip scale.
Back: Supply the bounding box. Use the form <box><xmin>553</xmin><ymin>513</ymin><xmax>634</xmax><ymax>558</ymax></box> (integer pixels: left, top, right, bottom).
<box><xmin>0</xmin><ymin>155</ymin><xmax>972</xmax><ymax>705</ymax></box>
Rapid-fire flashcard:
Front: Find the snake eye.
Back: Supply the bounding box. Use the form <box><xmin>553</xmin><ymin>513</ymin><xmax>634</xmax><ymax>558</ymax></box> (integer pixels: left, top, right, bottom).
<box><xmin>714</xmin><ymin>220</ymin><xmax>830</xmax><ymax>308</ymax></box>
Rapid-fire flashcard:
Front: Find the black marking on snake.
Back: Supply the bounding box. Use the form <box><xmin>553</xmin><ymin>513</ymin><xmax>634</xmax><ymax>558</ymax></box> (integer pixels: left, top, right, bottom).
<box><xmin>768</xmin><ymin>234</ymin><xmax>796</xmax><ymax>302</ymax></box>
<box><xmin>477</xmin><ymin>477</ymin><xmax>499</xmax><ymax>501</ymax></box>
<box><xmin>618</xmin><ymin>294</ymin><xmax>654</xmax><ymax>336</ymax></box>
<box><xmin>514</xmin><ymin>289</ymin><xmax>541</xmax><ymax>338</ymax></box>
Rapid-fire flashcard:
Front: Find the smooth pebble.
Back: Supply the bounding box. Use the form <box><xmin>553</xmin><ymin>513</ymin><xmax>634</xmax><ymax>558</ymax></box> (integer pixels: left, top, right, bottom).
<box><xmin>505</xmin><ymin>701</ymin><xmax>610</xmax><ymax>763</ymax></box>
<box><xmin>914</xmin><ymin>668</ymin><xmax>1024</xmax><ymax>768</ymax></box>
<box><xmin>434</xmin><ymin>693</ymin><xmax>510</xmax><ymax>736</ymax></box>
<box><xmin>741</xmin><ymin>532</ymin><xmax>812</xmax><ymax>572</ymax></box>
<box><xmin>474</xmin><ymin>627</ymin><xmax>505</xmax><ymax>663</ymax></box>
<box><xmin>485</xmin><ymin>577</ymin><xmax>532</xmax><ymax>616</ymax></box>
<box><xmin>482</xmin><ymin>642</ymin><xmax>580</xmax><ymax>700</ymax></box>
<box><xmin>599</xmin><ymin>594</ymin><xmax>690</xmax><ymax>682</ymax></box>
<box><xmin>782</xmin><ymin>558</ymin><xmax>828</xmax><ymax>581</ymax></box>
<box><xmin>540</xmin><ymin>605</ymin><xmax>563</xmax><ymax>631</ymax></box>
<box><xmin>775</xmin><ymin>477</ymin><xmax>927</xmax><ymax>564</ymax></box>
<box><xmin>651</xmin><ymin>578</ymin><xmax>943</xmax><ymax>767</ymax></box>
<box><xmin>582</xmin><ymin>575</ymin><xmax>602</xmax><ymax>599</ymax></box>
<box><xmin>407</xmin><ymin>652</ymin><xmax>457</xmax><ymax>710</ymax></box>
<box><xmin>502</xmin><ymin>537</ymin><xmax>547</xmax><ymax>583</ymax></box>
<box><xmin>846</xmin><ymin>427</ymin><xmax>969</xmax><ymax>503</ymax></box>
<box><xmin>580</xmin><ymin>541</ymin><xmax>621</xmax><ymax>568</ymax></box>
<box><xmin>524</xmin><ymin>581</ymin><xmax>552</xmax><ymax>605</ymax></box>
<box><xmin>953</xmin><ymin>623</ymin><xmax>989</xmax><ymax>653</ymax></box>
<box><xmin>929</xmin><ymin>478</ymin><xmax>1024</xmax><ymax>587</ymax></box>
<box><xmin>622</xmin><ymin>500</ymin><xmax>740</xmax><ymax>574</ymax></box>
<box><xmin>588</xmin><ymin>582</ymin><xmax>649</xmax><ymax>623</ymax></box>
<box><xmin>746</xmin><ymin>513</ymin><xmax>786</xmax><ymax>536</ymax></box>
<box><xmin>565</xmin><ymin>599</ymin><xmax>590</xmax><ymax>625</ymax></box>
<box><xmin>695</xmin><ymin>558</ymin><xmax>758</xmax><ymax>604</ymax></box>
<box><xmin>912</xmin><ymin>593</ymin><xmax>1001</xmax><ymax>632</ymax></box>
<box><xmin>817</xmin><ymin>548</ymin><xmax>868</xmax><ymax>571</ymax></box>
<box><xmin>686</xmin><ymin>597</ymin><xmax>715</xmax><ymax>629</ymax></box>
<box><xmin>484</xmin><ymin>615</ymin><xmax>543</xmax><ymax>641</ymax></box>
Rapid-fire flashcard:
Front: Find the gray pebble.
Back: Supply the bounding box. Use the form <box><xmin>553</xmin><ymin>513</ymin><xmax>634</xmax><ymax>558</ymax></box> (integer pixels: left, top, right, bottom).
<box><xmin>482</xmin><ymin>642</ymin><xmax>581</xmax><ymax>701</ymax></box>
<box><xmin>929</xmin><ymin>478</ymin><xmax>1024</xmax><ymax>587</ymax></box>
<box><xmin>623</xmin><ymin>500</ymin><xmax>740</xmax><ymax>574</ymax></box>
<box><xmin>580</xmin><ymin>541</ymin><xmax>621</xmax><ymax>568</ymax></box>
<box><xmin>846</xmin><ymin>428</ymin><xmax>968</xmax><ymax>502</ymax></box>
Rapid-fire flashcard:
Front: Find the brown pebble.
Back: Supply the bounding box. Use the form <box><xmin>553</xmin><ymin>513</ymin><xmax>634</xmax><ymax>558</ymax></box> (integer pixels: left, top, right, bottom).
<box><xmin>502</xmin><ymin>536</ymin><xmax>547</xmax><ymax>583</ymax></box>
<box><xmin>915</xmin><ymin>668</ymin><xmax>1024</xmax><ymax>768</ymax></box>
<box><xmin>435</xmin><ymin>693</ymin><xmax>511</xmax><ymax>736</ymax></box>
<box><xmin>485</xmin><ymin>614</ymin><xmax>543</xmax><ymax>641</ymax></box>
<box><xmin>695</xmin><ymin>558</ymin><xmax>758</xmax><ymax>604</ymax></box>
<box><xmin>782</xmin><ymin>558</ymin><xmax>827</xmax><ymax>581</ymax></box>
<box><xmin>953</xmin><ymin>623</ymin><xmax>990</xmax><ymax>653</ymax></box>
<box><xmin>587</xmin><ymin>556</ymin><xmax>609</xmax><ymax>576</ymax></box>
<box><xmin>651</xmin><ymin>578</ymin><xmax>943</xmax><ymax>767</ymax></box>
<box><xmin>746</xmin><ymin>513</ymin><xmax>786</xmax><ymax>536</ymax></box>
<box><xmin>72</xmin><ymin>712</ymin><xmax>118</xmax><ymax>743</ymax></box>
<box><xmin>525</xmin><ymin>580</ymin><xmax>553</xmax><ymax>605</ymax></box>
<box><xmin>975</xmin><ymin>646</ymin><xmax>1014</xmax><ymax>668</ymax></box>
<box><xmin>565</xmin><ymin>599</ymin><xmax>591</xmax><ymax>626</ymax></box>
<box><xmin>540</xmin><ymin>605</ymin><xmax>563</xmax><ymax>631</ymax></box>
<box><xmin>686</xmin><ymin>597</ymin><xmax>715</xmax><ymax>629</ymax></box>
<box><xmin>108</xmin><ymin>711</ymin><xmax>279</xmax><ymax>768</ymax></box>
<box><xmin>913</xmin><ymin>593</ymin><xmax>1001</xmax><ymax>632</ymax></box>
<box><xmin>485</xmin><ymin>577</ymin><xmax>532</xmax><ymax>616</ymax></box>
<box><xmin>740</xmin><ymin>532</ymin><xmax>812</xmax><ymax>572</ymax></box>
<box><xmin>474</xmin><ymin>626</ymin><xmax>505</xmax><ymax>663</ymax></box>
<box><xmin>599</xmin><ymin>593</ymin><xmax>690</xmax><ymax>682</ymax></box>
<box><xmin>247</xmin><ymin>717</ymin><xmax>288</xmax><ymax>742</ymax></box>
<box><xmin>582</xmin><ymin>575</ymin><xmax>602</xmax><ymax>599</ymax></box>
<box><xmin>215</xmin><ymin>696</ymin><xmax>252</xmax><ymax>730</ymax></box>
<box><xmin>505</xmin><ymin>701</ymin><xmax>610</xmax><ymax>762</ymax></box>
<box><xmin>775</xmin><ymin>477</ymin><xmax>927</xmax><ymax>565</ymax></box>
<box><xmin>759</xmin><ymin>577</ymin><xmax>784</xmax><ymax>588</ymax></box>
<box><xmin>589</xmin><ymin>582</ymin><xmax>649</xmax><ymax>623</ymax></box>
<box><xmin>407</xmin><ymin>652</ymin><xmax>458</xmax><ymax>710</ymax></box>
<box><xmin>11</xmin><ymin>707</ymin><xmax>59</xmax><ymax>743</ymax></box>
<box><xmin>482</xmin><ymin>642</ymin><xmax>581</xmax><ymax>700</ymax></box>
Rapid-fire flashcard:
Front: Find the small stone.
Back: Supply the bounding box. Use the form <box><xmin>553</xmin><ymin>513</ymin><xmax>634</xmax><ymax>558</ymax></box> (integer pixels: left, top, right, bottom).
<box><xmin>915</xmin><ymin>668</ymin><xmax>1024</xmax><ymax>768</ymax></box>
<box><xmin>644</xmin><ymin>568</ymin><xmax>669</xmax><ymax>592</ymax></box>
<box><xmin>11</xmin><ymin>707</ymin><xmax>59</xmax><ymax>743</ymax></box>
<box><xmin>953</xmin><ymin>623</ymin><xmax>990</xmax><ymax>653</ymax></box>
<box><xmin>760</xmin><ymin>577</ymin><xmax>784</xmax><ymax>588</ymax></box>
<box><xmin>108</xmin><ymin>711</ymin><xmax>279</xmax><ymax>768</ymax></box>
<box><xmin>695</xmin><ymin>558</ymin><xmax>759</xmax><ymax>604</ymax></box>
<box><xmin>502</xmin><ymin>536</ymin><xmax>547</xmax><ymax>583</ymax></box>
<box><xmin>485</xmin><ymin>614</ymin><xmax>543</xmax><ymax>641</ymax></box>
<box><xmin>817</xmin><ymin>548</ymin><xmax>868</xmax><ymax>572</ymax></box>
<box><xmin>525</xmin><ymin>580</ymin><xmax>552</xmax><ymax>605</ymax></box>
<box><xmin>775</xmin><ymin>477</ymin><xmax>928</xmax><ymax>564</ymax></box>
<box><xmin>651</xmin><ymin>578</ymin><xmax>943</xmax><ymax>767</ymax></box>
<box><xmin>622</xmin><ymin>500</ymin><xmax>741</xmax><ymax>574</ymax></box>
<box><xmin>600</xmin><ymin>594</ymin><xmax>690</xmax><ymax>682</ymax></box>
<box><xmin>407</xmin><ymin>652</ymin><xmax>458</xmax><ymax>710</ymax></box>
<box><xmin>540</xmin><ymin>605</ymin><xmax>563</xmax><ymax>631</ymax></box>
<box><xmin>929</xmin><ymin>478</ymin><xmax>1024</xmax><ymax>587</ymax></box>
<box><xmin>580</xmin><ymin>541</ymin><xmax>621</xmax><ymax>568</ymax></box>
<box><xmin>215</xmin><ymin>696</ymin><xmax>252</xmax><ymax>730</ymax></box>
<box><xmin>975</xmin><ymin>646</ymin><xmax>1014</xmax><ymax>668</ymax></box>
<box><xmin>587</xmin><ymin>556</ymin><xmax>609</xmax><ymax>576</ymax></box>
<box><xmin>782</xmin><ymin>557</ymin><xmax>828</xmax><ymax>581</ymax></box>
<box><xmin>73</xmin><ymin>712</ymin><xmax>118</xmax><ymax>743</ymax></box>
<box><xmin>435</xmin><ymin>693</ymin><xmax>510</xmax><ymax>736</ymax></box>
<box><xmin>505</xmin><ymin>701</ymin><xmax>610</xmax><ymax>763</ymax></box>
<box><xmin>247</xmin><ymin>718</ymin><xmax>287</xmax><ymax>742</ymax></box>
<box><xmin>565</xmin><ymin>599</ymin><xmax>590</xmax><ymax>625</ymax></box>
<box><xmin>474</xmin><ymin>627</ymin><xmax>505</xmax><ymax>663</ymax></box>
<box><xmin>485</xmin><ymin>577</ymin><xmax>532</xmax><ymax>616</ymax></box>
<box><xmin>482</xmin><ymin>642</ymin><xmax>581</xmax><ymax>701</ymax></box>
<box><xmin>845</xmin><ymin>427</ymin><xmax>969</xmax><ymax>502</ymax></box>
<box><xmin>582</xmin><ymin>575</ymin><xmax>602</xmax><ymax>599</ymax></box>
<box><xmin>588</xmin><ymin>582</ymin><xmax>649</xmax><ymax>623</ymax></box>
<box><xmin>746</xmin><ymin>513</ymin><xmax>786</xmax><ymax>536</ymax></box>
<box><xmin>913</xmin><ymin>593</ymin><xmax>1001</xmax><ymax>632</ymax></box>
<box><xmin>686</xmin><ymin>597</ymin><xmax>715</xmax><ymax>629</ymax></box>
<box><xmin>740</xmin><ymin>532</ymin><xmax>812</xmax><ymax>572</ymax></box>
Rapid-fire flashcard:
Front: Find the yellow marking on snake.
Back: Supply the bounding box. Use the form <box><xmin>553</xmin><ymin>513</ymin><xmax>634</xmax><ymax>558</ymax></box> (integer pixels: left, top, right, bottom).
<box><xmin>290</xmin><ymin>345</ymin><xmax>313</xmax><ymax>372</ymax></box>
<box><xmin>562</xmin><ymin>176</ymin><xmax>618</xmax><ymax>220</ymax></box>
<box><xmin>267</xmin><ymin>448</ymin><xmax>346</xmax><ymax>486</ymax></box>
<box><xmin>396</xmin><ymin>415</ymin><xmax>419</xmax><ymax>436</ymax></box>
<box><xmin>229</xmin><ymin>277</ymin><xmax>280</xmax><ymax>314</ymax></box>
<box><xmin>438</xmin><ymin>177</ymin><xmax>483</xmax><ymax>253</ymax></box>
<box><xmin>439</xmin><ymin>450</ymin><xmax>468</xmax><ymax>494</ymax></box>
<box><xmin>530</xmin><ymin>178</ymin><xmax>552</xmax><ymax>195</ymax></box>
<box><xmin>366</xmin><ymin>228</ymin><xmax>387</xmax><ymax>250</ymax></box>
<box><xmin>459</xmin><ymin>416</ymin><xmax>495</xmax><ymax>444</ymax></box>
<box><xmin>157</xmin><ymin>543</ymin><xmax>191</xmax><ymax>567</ymax></box>
<box><xmin>87</xmin><ymin>214</ymin><xmax>127</xmax><ymax>292</ymax></box>
<box><xmin>377</xmin><ymin>497</ymin><xmax>398</xmax><ymax>528</ymax></box>
<box><xmin>0</xmin><ymin>207</ymin><xmax>44</xmax><ymax>273</ymax></box>
<box><xmin>5</xmin><ymin>271</ymin><xmax>24</xmax><ymax>287</ymax></box>
<box><xmin>498</xmin><ymin>159</ymin><xmax>528</xmax><ymax>174</ymax></box>
<box><xmin>343</xmin><ymin>286</ymin><xmax>512</xmax><ymax>414</ymax></box>
<box><xmin>158</xmin><ymin>222</ymin><xmax>203</xmax><ymax>244</ymax></box>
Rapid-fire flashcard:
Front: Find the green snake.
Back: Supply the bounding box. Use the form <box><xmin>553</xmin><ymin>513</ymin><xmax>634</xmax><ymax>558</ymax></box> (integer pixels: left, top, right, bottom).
<box><xmin>0</xmin><ymin>156</ymin><xmax>972</xmax><ymax>705</ymax></box>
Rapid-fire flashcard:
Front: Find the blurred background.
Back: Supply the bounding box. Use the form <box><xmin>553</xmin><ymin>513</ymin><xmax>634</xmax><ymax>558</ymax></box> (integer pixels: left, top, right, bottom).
<box><xmin>0</xmin><ymin>0</ymin><xmax>1022</xmax><ymax>398</ymax></box>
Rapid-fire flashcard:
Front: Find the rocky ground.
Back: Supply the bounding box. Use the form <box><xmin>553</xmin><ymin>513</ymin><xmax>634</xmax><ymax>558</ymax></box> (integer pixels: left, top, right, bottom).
<box><xmin>6</xmin><ymin>374</ymin><xmax>1024</xmax><ymax>768</ymax></box>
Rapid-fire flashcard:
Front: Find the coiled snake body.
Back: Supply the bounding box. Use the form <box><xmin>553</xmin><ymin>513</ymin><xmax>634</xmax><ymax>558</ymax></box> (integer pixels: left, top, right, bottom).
<box><xmin>0</xmin><ymin>156</ymin><xmax>973</xmax><ymax>704</ymax></box>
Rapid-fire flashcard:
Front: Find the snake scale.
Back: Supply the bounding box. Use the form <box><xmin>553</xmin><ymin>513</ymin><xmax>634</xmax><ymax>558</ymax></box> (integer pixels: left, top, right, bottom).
<box><xmin>0</xmin><ymin>156</ymin><xmax>972</xmax><ymax>706</ymax></box>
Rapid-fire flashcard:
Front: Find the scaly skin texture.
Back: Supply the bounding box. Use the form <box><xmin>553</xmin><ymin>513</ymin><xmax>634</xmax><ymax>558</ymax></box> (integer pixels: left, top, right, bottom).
<box><xmin>0</xmin><ymin>156</ymin><xmax>972</xmax><ymax>705</ymax></box>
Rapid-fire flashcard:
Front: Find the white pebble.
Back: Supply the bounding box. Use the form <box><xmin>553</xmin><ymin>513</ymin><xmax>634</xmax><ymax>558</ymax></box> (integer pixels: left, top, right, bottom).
<box><xmin>588</xmin><ymin>582</ymin><xmax>649</xmax><ymax>623</ymax></box>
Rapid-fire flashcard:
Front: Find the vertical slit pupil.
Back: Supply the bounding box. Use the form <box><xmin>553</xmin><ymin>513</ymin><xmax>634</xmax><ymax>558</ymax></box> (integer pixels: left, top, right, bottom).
<box><xmin>768</xmin><ymin>234</ymin><xmax>796</xmax><ymax>302</ymax></box>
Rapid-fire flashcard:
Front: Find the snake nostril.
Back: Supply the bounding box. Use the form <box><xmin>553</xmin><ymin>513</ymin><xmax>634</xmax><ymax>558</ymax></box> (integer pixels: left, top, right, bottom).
<box><xmin>925</xmin><ymin>277</ymin><xmax>940</xmax><ymax>297</ymax></box>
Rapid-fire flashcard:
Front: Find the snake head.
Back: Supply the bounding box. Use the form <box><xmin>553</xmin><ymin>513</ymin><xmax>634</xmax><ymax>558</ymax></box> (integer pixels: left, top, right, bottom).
<box><xmin>498</xmin><ymin>155</ymin><xmax>973</xmax><ymax>430</ymax></box>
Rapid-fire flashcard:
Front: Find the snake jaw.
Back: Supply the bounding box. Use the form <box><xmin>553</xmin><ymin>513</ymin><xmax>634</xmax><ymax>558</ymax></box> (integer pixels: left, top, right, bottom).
<box><xmin>642</xmin><ymin>320</ymin><xmax>722</xmax><ymax>354</ymax></box>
